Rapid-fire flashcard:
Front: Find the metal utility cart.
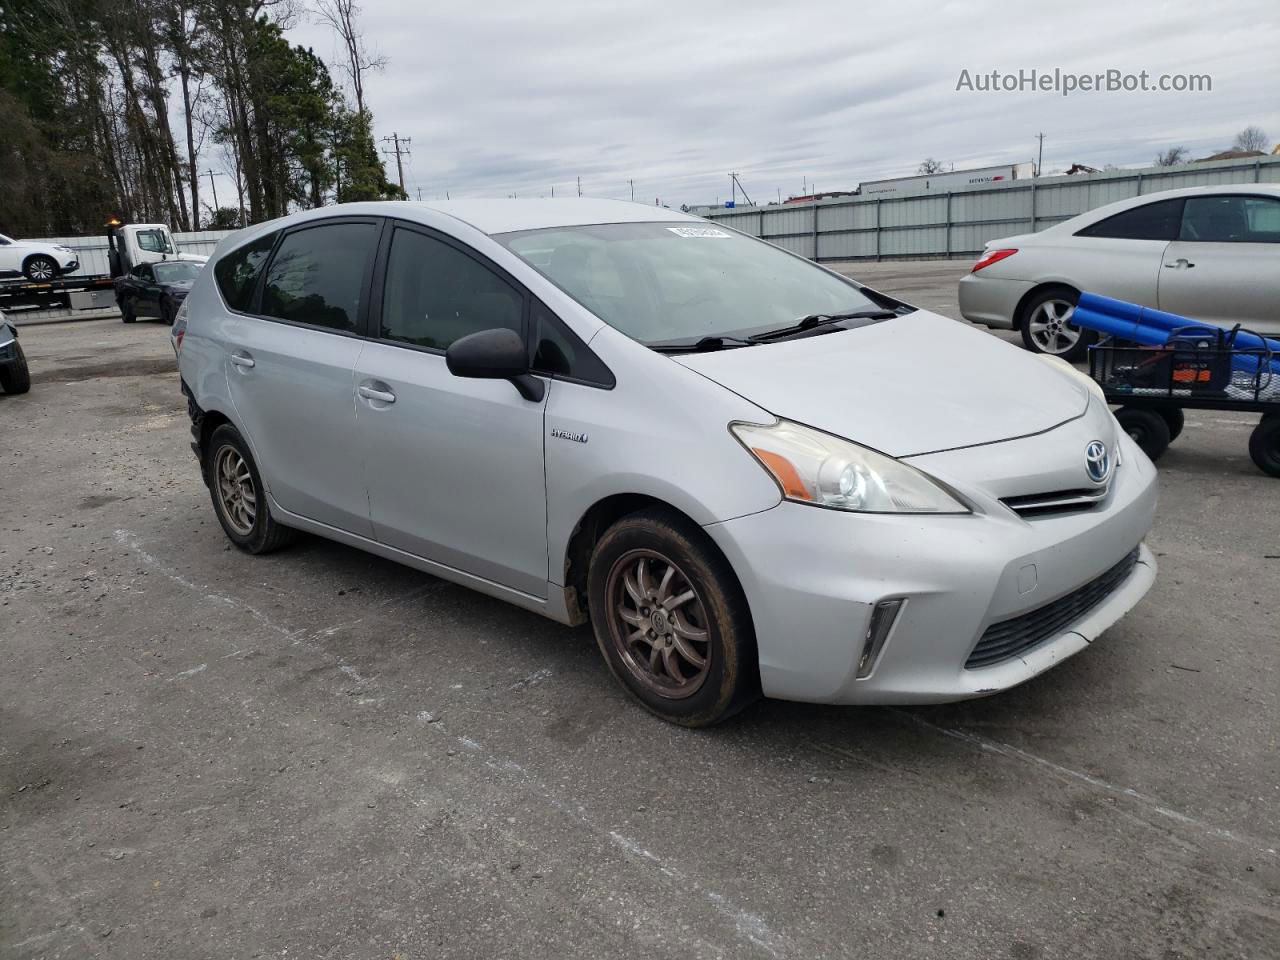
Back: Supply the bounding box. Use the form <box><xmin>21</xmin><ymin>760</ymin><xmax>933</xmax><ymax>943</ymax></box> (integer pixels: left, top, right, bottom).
<box><xmin>1089</xmin><ymin>327</ymin><xmax>1280</xmax><ymax>477</ymax></box>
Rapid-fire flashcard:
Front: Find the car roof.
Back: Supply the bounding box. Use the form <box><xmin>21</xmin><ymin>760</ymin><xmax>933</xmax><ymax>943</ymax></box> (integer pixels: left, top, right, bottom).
<box><xmin>230</xmin><ymin>199</ymin><xmax>700</xmax><ymax>246</ymax></box>
<box><xmin>398</xmin><ymin>198</ymin><xmax>698</xmax><ymax>235</ymax></box>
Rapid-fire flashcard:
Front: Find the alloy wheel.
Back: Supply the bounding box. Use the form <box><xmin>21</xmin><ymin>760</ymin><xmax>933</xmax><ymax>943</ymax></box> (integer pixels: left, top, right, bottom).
<box><xmin>605</xmin><ymin>549</ymin><xmax>712</xmax><ymax>699</ymax></box>
<box><xmin>1027</xmin><ymin>298</ymin><xmax>1081</xmax><ymax>354</ymax></box>
<box><xmin>28</xmin><ymin>258</ymin><xmax>55</xmax><ymax>281</ymax></box>
<box><xmin>214</xmin><ymin>446</ymin><xmax>257</xmax><ymax>536</ymax></box>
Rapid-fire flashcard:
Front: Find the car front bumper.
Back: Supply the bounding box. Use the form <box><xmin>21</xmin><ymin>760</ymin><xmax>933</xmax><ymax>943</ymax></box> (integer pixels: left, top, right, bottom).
<box><xmin>704</xmin><ymin>433</ymin><xmax>1158</xmax><ymax>705</ymax></box>
<box><xmin>958</xmin><ymin>272</ymin><xmax>1033</xmax><ymax>329</ymax></box>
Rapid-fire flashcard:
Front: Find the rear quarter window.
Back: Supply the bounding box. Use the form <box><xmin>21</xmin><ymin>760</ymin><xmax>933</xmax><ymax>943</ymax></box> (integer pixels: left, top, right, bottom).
<box><xmin>214</xmin><ymin>231</ymin><xmax>279</xmax><ymax>312</ymax></box>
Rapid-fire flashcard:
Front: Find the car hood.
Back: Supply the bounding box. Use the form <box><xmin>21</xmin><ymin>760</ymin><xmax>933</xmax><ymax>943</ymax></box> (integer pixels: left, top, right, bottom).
<box><xmin>671</xmin><ymin>310</ymin><xmax>1088</xmax><ymax>457</ymax></box>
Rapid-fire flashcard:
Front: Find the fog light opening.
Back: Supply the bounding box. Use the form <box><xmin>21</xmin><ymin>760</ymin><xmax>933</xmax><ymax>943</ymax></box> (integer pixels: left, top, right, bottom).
<box><xmin>856</xmin><ymin>599</ymin><xmax>904</xmax><ymax>680</ymax></box>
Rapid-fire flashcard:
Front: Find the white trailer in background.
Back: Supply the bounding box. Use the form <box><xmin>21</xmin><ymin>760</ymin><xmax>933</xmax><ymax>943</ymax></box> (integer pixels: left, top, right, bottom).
<box><xmin>859</xmin><ymin>162</ymin><xmax>1037</xmax><ymax>196</ymax></box>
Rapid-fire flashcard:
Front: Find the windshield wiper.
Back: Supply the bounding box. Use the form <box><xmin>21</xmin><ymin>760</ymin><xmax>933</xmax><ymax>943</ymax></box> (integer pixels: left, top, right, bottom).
<box><xmin>649</xmin><ymin>335</ymin><xmax>759</xmax><ymax>354</ymax></box>
<box><xmin>749</xmin><ymin>309</ymin><xmax>901</xmax><ymax>342</ymax></box>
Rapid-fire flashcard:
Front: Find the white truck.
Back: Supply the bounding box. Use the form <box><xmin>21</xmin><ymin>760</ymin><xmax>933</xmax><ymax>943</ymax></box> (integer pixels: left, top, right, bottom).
<box><xmin>0</xmin><ymin>221</ymin><xmax>207</xmax><ymax>320</ymax></box>
<box><xmin>859</xmin><ymin>162</ymin><xmax>1037</xmax><ymax>196</ymax></box>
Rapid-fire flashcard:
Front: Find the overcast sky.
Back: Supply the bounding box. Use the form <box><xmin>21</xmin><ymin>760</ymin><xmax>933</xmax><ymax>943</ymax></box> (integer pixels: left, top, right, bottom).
<box><xmin>269</xmin><ymin>0</ymin><xmax>1279</xmax><ymax>208</ymax></box>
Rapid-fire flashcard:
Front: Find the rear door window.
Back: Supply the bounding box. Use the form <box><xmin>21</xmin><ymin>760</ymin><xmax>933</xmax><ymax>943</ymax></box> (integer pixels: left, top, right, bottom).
<box><xmin>260</xmin><ymin>222</ymin><xmax>378</xmax><ymax>332</ymax></box>
<box><xmin>1076</xmin><ymin>198</ymin><xmax>1185</xmax><ymax>241</ymax></box>
<box><xmin>215</xmin><ymin>231</ymin><xmax>279</xmax><ymax>312</ymax></box>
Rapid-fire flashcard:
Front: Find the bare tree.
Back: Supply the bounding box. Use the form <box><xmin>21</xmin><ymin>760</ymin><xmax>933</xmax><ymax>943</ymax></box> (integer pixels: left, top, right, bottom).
<box><xmin>312</xmin><ymin>0</ymin><xmax>385</xmax><ymax>116</ymax></box>
<box><xmin>1233</xmin><ymin>125</ymin><xmax>1270</xmax><ymax>152</ymax></box>
<box><xmin>1154</xmin><ymin>146</ymin><xmax>1188</xmax><ymax>167</ymax></box>
<box><xmin>917</xmin><ymin>158</ymin><xmax>945</xmax><ymax>175</ymax></box>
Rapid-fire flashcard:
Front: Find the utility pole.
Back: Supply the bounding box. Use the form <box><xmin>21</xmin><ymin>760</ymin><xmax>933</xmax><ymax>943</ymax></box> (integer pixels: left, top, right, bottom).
<box><xmin>1035</xmin><ymin>132</ymin><xmax>1046</xmax><ymax>177</ymax></box>
<box><xmin>628</xmin><ymin>179</ymin><xmax>634</xmax><ymax>201</ymax></box>
<box><xmin>577</xmin><ymin>176</ymin><xmax>582</xmax><ymax>197</ymax></box>
<box><xmin>203</xmin><ymin>169</ymin><xmax>220</xmax><ymax>215</ymax></box>
<box><xmin>729</xmin><ymin>172</ymin><xmax>753</xmax><ymax>207</ymax></box>
<box><xmin>381</xmin><ymin>133</ymin><xmax>411</xmax><ymax>197</ymax></box>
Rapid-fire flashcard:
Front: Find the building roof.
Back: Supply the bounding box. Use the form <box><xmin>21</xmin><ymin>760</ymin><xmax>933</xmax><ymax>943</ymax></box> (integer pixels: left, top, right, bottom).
<box><xmin>1195</xmin><ymin>149</ymin><xmax>1267</xmax><ymax>162</ymax></box>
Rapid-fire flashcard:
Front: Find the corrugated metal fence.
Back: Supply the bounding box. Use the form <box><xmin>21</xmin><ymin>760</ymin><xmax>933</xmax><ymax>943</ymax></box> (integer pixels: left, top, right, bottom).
<box><xmin>32</xmin><ymin>229</ymin><xmax>235</xmax><ymax>278</ymax></box>
<box><xmin>698</xmin><ymin>156</ymin><xmax>1280</xmax><ymax>262</ymax></box>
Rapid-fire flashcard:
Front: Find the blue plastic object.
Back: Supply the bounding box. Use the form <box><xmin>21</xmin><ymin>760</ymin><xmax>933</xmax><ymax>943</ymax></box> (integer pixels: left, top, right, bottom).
<box><xmin>1073</xmin><ymin>292</ymin><xmax>1280</xmax><ymax>376</ymax></box>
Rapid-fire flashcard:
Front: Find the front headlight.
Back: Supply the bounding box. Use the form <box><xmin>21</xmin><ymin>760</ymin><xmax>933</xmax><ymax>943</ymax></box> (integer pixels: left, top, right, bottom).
<box><xmin>730</xmin><ymin>420</ymin><xmax>969</xmax><ymax>514</ymax></box>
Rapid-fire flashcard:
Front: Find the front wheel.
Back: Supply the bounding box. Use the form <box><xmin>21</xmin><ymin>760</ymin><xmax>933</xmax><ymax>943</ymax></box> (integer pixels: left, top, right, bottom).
<box><xmin>1020</xmin><ymin>287</ymin><xmax>1094</xmax><ymax>362</ymax></box>
<box><xmin>120</xmin><ymin>301</ymin><xmax>136</xmax><ymax>323</ymax></box>
<box><xmin>0</xmin><ymin>342</ymin><xmax>31</xmax><ymax>394</ymax></box>
<box><xmin>206</xmin><ymin>424</ymin><xmax>297</xmax><ymax>554</ymax></box>
<box><xmin>23</xmin><ymin>255</ymin><xmax>58</xmax><ymax>282</ymax></box>
<box><xmin>587</xmin><ymin>507</ymin><xmax>759</xmax><ymax>726</ymax></box>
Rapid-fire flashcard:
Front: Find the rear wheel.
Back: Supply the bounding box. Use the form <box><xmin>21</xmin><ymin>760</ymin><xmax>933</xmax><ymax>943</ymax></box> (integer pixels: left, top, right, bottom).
<box><xmin>1248</xmin><ymin>416</ymin><xmax>1280</xmax><ymax>478</ymax></box>
<box><xmin>23</xmin><ymin>255</ymin><xmax>57</xmax><ymax>282</ymax></box>
<box><xmin>587</xmin><ymin>507</ymin><xmax>759</xmax><ymax>726</ymax></box>
<box><xmin>1020</xmin><ymin>286</ymin><xmax>1094</xmax><ymax>362</ymax></box>
<box><xmin>206</xmin><ymin>424</ymin><xmax>297</xmax><ymax>554</ymax></box>
<box><xmin>0</xmin><ymin>342</ymin><xmax>31</xmax><ymax>394</ymax></box>
<box><xmin>1116</xmin><ymin>406</ymin><xmax>1171</xmax><ymax>462</ymax></box>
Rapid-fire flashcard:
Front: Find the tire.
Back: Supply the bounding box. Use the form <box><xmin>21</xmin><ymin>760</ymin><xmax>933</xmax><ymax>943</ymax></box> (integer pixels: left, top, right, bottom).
<box><xmin>23</xmin><ymin>255</ymin><xmax>58</xmax><ymax>282</ymax></box>
<box><xmin>206</xmin><ymin>424</ymin><xmax>297</xmax><ymax>554</ymax></box>
<box><xmin>1158</xmin><ymin>407</ymin><xmax>1185</xmax><ymax>442</ymax></box>
<box><xmin>1019</xmin><ymin>286</ymin><xmax>1095</xmax><ymax>362</ymax></box>
<box><xmin>160</xmin><ymin>301</ymin><xmax>174</xmax><ymax>326</ymax></box>
<box><xmin>1248</xmin><ymin>416</ymin><xmax>1280</xmax><ymax>478</ymax></box>
<box><xmin>0</xmin><ymin>342</ymin><xmax>31</xmax><ymax>394</ymax></box>
<box><xmin>587</xmin><ymin>507</ymin><xmax>759</xmax><ymax>727</ymax></box>
<box><xmin>1115</xmin><ymin>406</ymin><xmax>1171</xmax><ymax>462</ymax></box>
<box><xmin>120</xmin><ymin>301</ymin><xmax>136</xmax><ymax>323</ymax></box>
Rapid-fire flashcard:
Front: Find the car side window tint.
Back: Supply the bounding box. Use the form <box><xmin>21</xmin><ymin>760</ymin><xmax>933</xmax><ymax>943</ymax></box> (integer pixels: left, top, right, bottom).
<box><xmin>261</xmin><ymin>222</ymin><xmax>376</xmax><ymax>332</ymax></box>
<box><xmin>1076</xmin><ymin>198</ymin><xmax>1184</xmax><ymax>241</ymax></box>
<box><xmin>531</xmin><ymin>300</ymin><xmax>614</xmax><ymax>387</ymax></box>
<box><xmin>214</xmin><ymin>231</ymin><xmax>278</xmax><ymax>312</ymax></box>
<box><xmin>380</xmin><ymin>228</ymin><xmax>522</xmax><ymax>350</ymax></box>
<box><xmin>139</xmin><ymin>266</ymin><xmax>154</xmax><ymax>282</ymax></box>
<box><xmin>1181</xmin><ymin>195</ymin><xmax>1280</xmax><ymax>243</ymax></box>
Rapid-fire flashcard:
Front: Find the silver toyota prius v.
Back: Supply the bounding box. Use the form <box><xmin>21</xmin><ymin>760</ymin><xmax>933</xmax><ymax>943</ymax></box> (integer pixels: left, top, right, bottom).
<box><xmin>173</xmin><ymin>199</ymin><xmax>1158</xmax><ymax>726</ymax></box>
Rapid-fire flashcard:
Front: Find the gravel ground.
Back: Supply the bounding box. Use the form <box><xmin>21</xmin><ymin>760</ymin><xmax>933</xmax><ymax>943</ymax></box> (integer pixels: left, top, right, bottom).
<box><xmin>2</xmin><ymin>267</ymin><xmax>1277</xmax><ymax>959</ymax></box>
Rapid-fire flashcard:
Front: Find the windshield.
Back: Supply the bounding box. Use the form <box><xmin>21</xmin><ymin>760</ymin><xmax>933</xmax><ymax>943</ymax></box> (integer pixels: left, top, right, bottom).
<box><xmin>136</xmin><ymin>229</ymin><xmax>175</xmax><ymax>254</ymax></box>
<box><xmin>496</xmin><ymin>222</ymin><xmax>899</xmax><ymax>345</ymax></box>
<box><xmin>153</xmin><ymin>261</ymin><xmax>202</xmax><ymax>283</ymax></box>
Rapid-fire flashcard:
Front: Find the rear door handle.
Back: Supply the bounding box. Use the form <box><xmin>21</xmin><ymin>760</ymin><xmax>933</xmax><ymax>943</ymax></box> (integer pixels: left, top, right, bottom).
<box><xmin>229</xmin><ymin>352</ymin><xmax>255</xmax><ymax>368</ymax></box>
<box><xmin>358</xmin><ymin>384</ymin><xmax>396</xmax><ymax>404</ymax></box>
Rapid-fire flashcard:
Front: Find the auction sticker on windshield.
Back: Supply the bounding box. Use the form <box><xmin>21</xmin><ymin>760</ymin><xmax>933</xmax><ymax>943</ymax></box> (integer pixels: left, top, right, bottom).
<box><xmin>667</xmin><ymin>226</ymin><xmax>732</xmax><ymax>238</ymax></box>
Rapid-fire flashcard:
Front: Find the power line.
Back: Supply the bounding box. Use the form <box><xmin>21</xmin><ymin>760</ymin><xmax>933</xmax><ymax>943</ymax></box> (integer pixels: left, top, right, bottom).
<box><xmin>380</xmin><ymin>133</ymin><xmax>412</xmax><ymax>197</ymax></box>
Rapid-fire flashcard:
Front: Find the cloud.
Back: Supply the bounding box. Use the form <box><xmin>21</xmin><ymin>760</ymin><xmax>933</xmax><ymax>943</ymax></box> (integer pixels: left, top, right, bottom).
<box><xmin>288</xmin><ymin>0</ymin><xmax>1280</xmax><ymax>206</ymax></box>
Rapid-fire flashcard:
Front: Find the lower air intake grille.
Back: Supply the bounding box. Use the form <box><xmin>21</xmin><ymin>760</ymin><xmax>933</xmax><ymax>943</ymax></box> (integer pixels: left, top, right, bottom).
<box><xmin>965</xmin><ymin>547</ymin><xmax>1141</xmax><ymax>669</ymax></box>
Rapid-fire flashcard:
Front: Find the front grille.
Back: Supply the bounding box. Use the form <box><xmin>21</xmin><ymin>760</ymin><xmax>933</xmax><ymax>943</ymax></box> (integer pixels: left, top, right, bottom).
<box><xmin>1001</xmin><ymin>486</ymin><xmax>1109</xmax><ymax>518</ymax></box>
<box><xmin>965</xmin><ymin>547</ymin><xmax>1141</xmax><ymax>669</ymax></box>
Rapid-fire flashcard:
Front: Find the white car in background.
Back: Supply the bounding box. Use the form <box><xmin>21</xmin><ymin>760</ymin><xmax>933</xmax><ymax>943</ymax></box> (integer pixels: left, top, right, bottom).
<box><xmin>0</xmin><ymin>233</ymin><xmax>80</xmax><ymax>282</ymax></box>
<box><xmin>959</xmin><ymin>184</ymin><xmax>1280</xmax><ymax>360</ymax></box>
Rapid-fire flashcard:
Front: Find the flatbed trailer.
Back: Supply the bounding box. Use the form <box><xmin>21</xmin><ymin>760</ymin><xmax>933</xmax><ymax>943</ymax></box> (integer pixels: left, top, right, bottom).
<box><xmin>0</xmin><ymin>275</ymin><xmax>119</xmax><ymax>322</ymax></box>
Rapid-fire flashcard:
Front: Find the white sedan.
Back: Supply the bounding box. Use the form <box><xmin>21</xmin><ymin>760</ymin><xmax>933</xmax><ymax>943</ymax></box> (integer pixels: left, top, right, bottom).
<box><xmin>959</xmin><ymin>184</ymin><xmax>1280</xmax><ymax>359</ymax></box>
<box><xmin>0</xmin><ymin>233</ymin><xmax>80</xmax><ymax>282</ymax></box>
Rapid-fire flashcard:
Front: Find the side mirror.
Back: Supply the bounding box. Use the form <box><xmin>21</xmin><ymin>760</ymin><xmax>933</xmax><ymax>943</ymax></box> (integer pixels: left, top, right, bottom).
<box><xmin>445</xmin><ymin>328</ymin><xmax>544</xmax><ymax>402</ymax></box>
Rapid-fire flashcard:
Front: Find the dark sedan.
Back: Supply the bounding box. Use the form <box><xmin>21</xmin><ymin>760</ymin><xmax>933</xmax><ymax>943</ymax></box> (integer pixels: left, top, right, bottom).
<box><xmin>114</xmin><ymin>259</ymin><xmax>204</xmax><ymax>325</ymax></box>
<box><xmin>0</xmin><ymin>310</ymin><xmax>30</xmax><ymax>394</ymax></box>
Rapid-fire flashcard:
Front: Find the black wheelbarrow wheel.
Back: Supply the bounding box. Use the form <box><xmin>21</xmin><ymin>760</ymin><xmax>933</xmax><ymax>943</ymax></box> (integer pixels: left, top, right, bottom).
<box><xmin>1248</xmin><ymin>415</ymin><xmax>1280</xmax><ymax>478</ymax></box>
<box><xmin>1115</xmin><ymin>406</ymin><xmax>1171</xmax><ymax>462</ymax></box>
<box><xmin>1158</xmin><ymin>407</ymin><xmax>1185</xmax><ymax>442</ymax></box>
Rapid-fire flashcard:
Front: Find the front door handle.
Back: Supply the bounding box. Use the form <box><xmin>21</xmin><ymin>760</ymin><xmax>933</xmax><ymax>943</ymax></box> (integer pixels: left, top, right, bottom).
<box><xmin>229</xmin><ymin>352</ymin><xmax>255</xmax><ymax>368</ymax></box>
<box><xmin>1163</xmin><ymin>259</ymin><xmax>1195</xmax><ymax>269</ymax></box>
<box><xmin>358</xmin><ymin>384</ymin><xmax>396</xmax><ymax>404</ymax></box>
